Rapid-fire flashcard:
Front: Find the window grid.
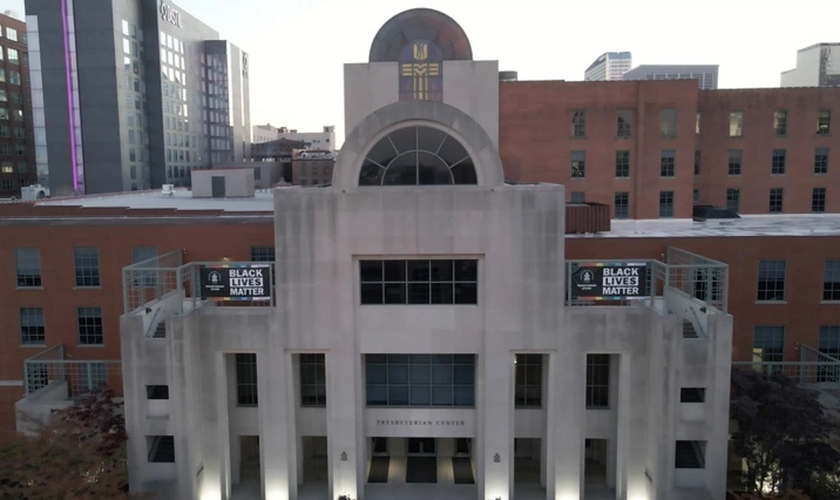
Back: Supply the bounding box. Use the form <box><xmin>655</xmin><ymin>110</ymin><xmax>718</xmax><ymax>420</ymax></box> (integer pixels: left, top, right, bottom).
<box><xmin>236</xmin><ymin>353</ymin><xmax>258</xmax><ymax>406</ymax></box>
<box><xmin>819</xmin><ymin>326</ymin><xmax>840</xmax><ymax>359</ymax></box>
<box><xmin>660</xmin><ymin>150</ymin><xmax>675</xmax><ymax>177</ymax></box>
<box><xmin>771</xmin><ymin>149</ymin><xmax>786</xmax><ymax>175</ymax></box>
<box><xmin>728</xmin><ymin>149</ymin><xmax>742</xmax><ymax>176</ymax></box>
<box><xmin>616</xmin><ymin>111</ymin><xmax>632</xmax><ymax>138</ymax></box>
<box><xmin>360</xmin><ymin>260</ymin><xmax>478</xmax><ymax>305</ymax></box>
<box><xmin>571</xmin><ymin>151</ymin><xmax>586</xmax><ymax>178</ymax></box>
<box><xmin>817</xmin><ymin>110</ymin><xmax>831</xmax><ymax>136</ymax></box>
<box><xmin>586</xmin><ymin>354</ymin><xmax>610</xmax><ymax>409</ymax></box>
<box><xmin>615</xmin><ymin>150</ymin><xmax>630</xmax><ymax>177</ymax></box>
<box><xmin>824</xmin><ymin>260</ymin><xmax>840</xmax><ymax>301</ymax></box>
<box><xmin>15</xmin><ymin>248</ymin><xmax>42</xmax><ymax>287</ymax></box>
<box><xmin>769</xmin><ymin>188</ymin><xmax>784</xmax><ymax>213</ymax></box>
<box><xmin>614</xmin><ymin>192</ymin><xmax>629</xmax><ymax>219</ymax></box>
<box><xmin>300</xmin><ymin>353</ymin><xmax>326</xmax><ymax>407</ymax></box>
<box><xmin>753</xmin><ymin>326</ymin><xmax>785</xmax><ymax>363</ymax></box>
<box><xmin>515</xmin><ymin>354</ymin><xmax>542</xmax><ymax>408</ymax></box>
<box><xmin>131</xmin><ymin>246</ymin><xmax>158</xmax><ymax>287</ymax></box>
<box><xmin>773</xmin><ymin>110</ymin><xmax>787</xmax><ymax>136</ymax></box>
<box><xmin>77</xmin><ymin>307</ymin><xmax>104</xmax><ymax>345</ymax></box>
<box><xmin>20</xmin><ymin>307</ymin><xmax>45</xmax><ymax>345</ymax></box>
<box><xmin>571</xmin><ymin>111</ymin><xmax>586</xmax><ymax>137</ymax></box>
<box><xmin>729</xmin><ymin>111</ymin><xmax>743</xmax><ymax>137</ymax></box>
<box><xmin>726</xmin><ymin>188</ymin><xmax>740</xmax><ymax>213</ymax></box>
<box><xmin>74</xmin><ymin>248</ymin><xmax>100</xmax><ymax>287</ymax></box>
<box><xmin>812</xmin><ymin>187</ymin><xmax>827</xmax><ymax>213</ymax></box>
<box><xmin>250</xmin><ymin>246</ymin><xmax>275</xmax><ymax>262</ymax></box>
<box><xmin>814</xmin><ymin>148</ymin><xmax>829</xmax><ymax>174</ymax></box>
<box><xmin>694</xmin><ymin>150</ymin><xmax>700</xmax><ymax>176</ymax></box>
<box><xmin>757</xmin><ymin>260</ymin><xmax>786</xmax><ymax>302</ymax></box>
<box><xmin>365</xmin><ymin>354</ymin><xmax>476</xmax><ymax>407</ymax></box>
<box><xmin>570</xmin><ymin>192</ymin><xmax>585</xmax><ymax>204</ymax></box>
<box><xmin>659</xmin><ymin>191</ymin><xmax>674</xmax><ymax>218</ymax></box>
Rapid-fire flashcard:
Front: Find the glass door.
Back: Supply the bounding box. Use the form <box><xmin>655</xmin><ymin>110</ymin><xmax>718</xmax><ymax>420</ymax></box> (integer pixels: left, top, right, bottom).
<box><xmin>407</xmin><ymin>438</ymin><xmax>436</xmax><ymax>456</ymax></box>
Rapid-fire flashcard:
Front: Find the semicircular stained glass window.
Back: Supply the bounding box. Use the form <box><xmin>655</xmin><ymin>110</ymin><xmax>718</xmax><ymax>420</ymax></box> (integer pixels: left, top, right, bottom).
<box><xmin>358</xmin><ymin>126</ymin><xmax>478</xmax><ymax>186</ymax></box>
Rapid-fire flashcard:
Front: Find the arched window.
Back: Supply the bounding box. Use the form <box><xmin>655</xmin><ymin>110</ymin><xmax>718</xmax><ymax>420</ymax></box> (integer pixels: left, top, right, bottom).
<box><xmin>358</xmin><ymin>126</ymin><xmax>478</xmax><ymax>186</ymax></box>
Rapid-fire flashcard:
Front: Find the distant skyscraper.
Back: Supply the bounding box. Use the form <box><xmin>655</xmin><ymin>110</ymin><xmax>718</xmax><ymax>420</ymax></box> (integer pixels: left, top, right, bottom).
<box><xmin>781</xmin><ymin>43</ymin><xmax>840</xmax><ymax>87</ymax></box>
<box><xmin>622</xmin><ymin>65</ymin><xmax>719</xmax><ymax>90</ymax></box>
<box><xmin>584</xmin><ymin>52</ymin><xmax>632</xmax><ymax>81</ymax></box>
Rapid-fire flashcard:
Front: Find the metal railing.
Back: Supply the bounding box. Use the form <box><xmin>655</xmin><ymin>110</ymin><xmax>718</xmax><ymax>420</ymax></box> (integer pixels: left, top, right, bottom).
<box><xmin>23</xmin><ymin>344</ymin><xmax>122</xmax><ymax>399</ymax></box>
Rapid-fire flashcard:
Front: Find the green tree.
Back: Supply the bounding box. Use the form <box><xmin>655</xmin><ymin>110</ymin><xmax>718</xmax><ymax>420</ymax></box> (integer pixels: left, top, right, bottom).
<box><xmin>730</xmin><ymin>367</ymin><xmax>840</xmax><ymax>499</ymax></box>
<box><xmin>0</xmin><ymin>389</ymin><xmax>134</xmax><ymax>500</ymax></box>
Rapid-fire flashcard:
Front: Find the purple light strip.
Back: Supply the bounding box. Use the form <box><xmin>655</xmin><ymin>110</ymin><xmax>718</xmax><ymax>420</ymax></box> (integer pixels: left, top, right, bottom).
<box><xmin>60</xmin><ymin>0</ymin><xmax>80</xmax><ymax>192</ymax></box>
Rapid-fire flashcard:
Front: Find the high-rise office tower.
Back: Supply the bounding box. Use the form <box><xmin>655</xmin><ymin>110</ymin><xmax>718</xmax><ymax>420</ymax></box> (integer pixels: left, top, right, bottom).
<box><xmin>584</xmin><ymin>52</ymin><xmax>632</xmax><ymax>81</ymax></box>
<box><xmin>24</xmin><ymin>0</ymin><xmax>251</xmax><ymax>196</ymax></box>
<box><xmin>622</xmin><ymin>65</ymin><xmax>719</xmax><ymax>90</ymax></box>
<box><xmin>781</xmin><ymin>43</ymin><xmax>840</xmax><ymax>87</ymax></box>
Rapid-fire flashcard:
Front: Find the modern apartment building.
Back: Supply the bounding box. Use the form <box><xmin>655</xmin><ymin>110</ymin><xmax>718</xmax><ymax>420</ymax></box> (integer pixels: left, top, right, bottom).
<box><xmin>781</xmin><ymin>43</ymin><xmax>840</xmax><ymax>87</ymax></box>
<box><xmin>583</xmin><ymin>52</ymin><xmax>632</xmax><ymax>81</ymax></box>
<box><xmin>23</xmin><ymin>0</ymin><xmax>250</xmax><ymax>196</ymax></box>
<box><xmin>621</xmin><ymin>65</ymin><xmax>719</xmax><ymax>89</ymax></box>
<box><xmin>0</xmin><ymin>12</ymin><xmax>35</xmax><ymax>198</ymax></box>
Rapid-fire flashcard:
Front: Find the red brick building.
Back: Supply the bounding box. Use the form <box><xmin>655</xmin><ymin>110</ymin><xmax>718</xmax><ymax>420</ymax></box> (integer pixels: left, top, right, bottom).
<box><xmin>500</xmin><ymin>81</ymin><xmax>840</xmax><ymax>219</ymax></box>
<box><xmin>0</xmin><ymin>13</ymin><xmax>36</xmax><ymax>198</ymax></box>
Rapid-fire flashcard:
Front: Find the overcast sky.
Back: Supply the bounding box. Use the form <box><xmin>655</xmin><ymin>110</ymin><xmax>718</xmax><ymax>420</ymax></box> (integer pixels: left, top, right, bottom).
<box><xmin>7</xmin><ymin>0</ymin><xmax>839</xmax><ymax>146</ymax></box>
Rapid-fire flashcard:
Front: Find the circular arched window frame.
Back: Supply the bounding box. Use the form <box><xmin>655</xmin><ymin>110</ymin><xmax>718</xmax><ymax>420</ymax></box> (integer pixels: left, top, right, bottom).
<box><xmin>358</xmin><ymin>126</ymin><xmax>478</xmax><ymax>186</ymax></box>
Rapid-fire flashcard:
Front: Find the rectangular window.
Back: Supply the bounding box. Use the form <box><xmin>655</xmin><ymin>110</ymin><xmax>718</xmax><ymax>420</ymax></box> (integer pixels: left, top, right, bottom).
<box><xmin>817</xmin><ymin>109</ymin><xmax>831</xmax><ymax>136</ymax></box>
<box><xmin>728</xmin><ymin>149</ymin><xmax>742</xmax><ymax>176</ymax></box>
<box><xmin>616</xmin><ymin>110</ymin><xmax>632</xmax><ymax>138</ymax></box>
<box><xmin>236</xmin><ymin>353</ymin><xmax>258</xmax><ymax>406</ymax></box>
<box><xmin>773</xmin><ymin>110</ymin><xmax>787</xmax><ymax>136</ymax></box>
<box><xmin>753</xmin><ymin>325</ymin><xmax>785</xmax><ymax>362</ymax></box>
<box><xmin>74</xmin><ymin>248</ymin><xmax>100</xmax><ymax>287</ymax></box>
<box><xmin>7</xmin><ymin>48</ymin><xmax>18</xmax><ymax>64</ymax></box>
<box><xmin>250</xmin><ymin>246</ymin><xmax>275</xmax><ymax>262</ymax></box>
<box><xmin>757</xmin><ymin>260</ymin><xmax>786</xmax><ymax>301</ymax></box>
<box><xmin>585</xmin><ymin>354</ymin><xmax>610</xmax><ymax>409</ymax></box>
<box><xmin>825</xmin><ymin>260</ymin><xmax>840</xmax><ymax>301</ymax></box>
<box><xmin>9</xmin><ymin>71</ymin><xmax>20</xmax><ymax>85</ymax></box>
<box><xmin>660</xmin><ymin>150</ymin><xmax>675</xmax><ymax>177</ymax></box>
<box><xmin>571</xmin><ymin>151</ymin><xmax>586</xmax><ymax>178</ymax></box>
<box><xmin>695</xmin><ymin>112</ymin><xmax>701</xmax><ymax>135</ymax></box>
<box><xmin>769</xmin><ymin>188</ymin><xmax>784</xmax><ymax>213</ymax></box>
<box><xmin>515</xmin><ymin>354</ymin><xmax>542</xmax><ymax>408</ymax></box>
<box><xmin>365</xmin><ymin>354</ymin><xmax>475</xmax><ymax>407</ymax></box>
<box><xmin>15</xmin><ymin>248</ymin><xmax>42</xmax><ymax>287</ymax></box>
<box><xmin>77</xmin><ymin>307</ymin><xmax>104</xmax><ymax>345</ymax></box>
<box><xmin>815</xmin><ymin>148</ymin><xmax>829</xmax><ymax>174</ymax></box>
<box><xmin>660</xmin><ymin>108</ymin><xmax>677</xmax><ymax>138</ymax></box>
<box><xmin>570</xmin><ymin>192</ymin><xmax>585</xmax><ymax>204</ymax></box>
<box><xmin>614</xmin><ymin>192</ymin><xmax>629</xmax><ymax>219</ymax></box>
<box><xmin>812</xmin><ymin>187</ymin><xmax>827</xmax><ymax>213</ymax></box>
<box><xmin>146</xmin><ymin>385</ymin><xmax>170</xmax><ymax>400</ymax></box>
<box><xmin>360</xmin><ymin>260</ymin><xmax>478</xmax><ymax>305</ymax></box>
<box><xmin>675</xmin><ymin>441</ymin><xmax>706</xmax><ymax>469</ymax></box>
<box><xmin>771</xmin><ymin>149</ymin><xmax>786</xmax><ymax>175</ymax></box>
<box><xmin>680</xmin><ymin>388</ymin><xmax>706</xmax><ymax>403</ymax></box>
<box><xmin>20</xmin><ymin>307</ymin><xmax>46</xmax><ymax>345</ymax></box>
<box><xmin>26</xmin><ymin>363</ymin><xmax>49</xmax><ymax>393</ymax></box>
<box><xmin>659</xmin><ymin>191</ymin><xmax>674</xmax><ymax>218</ymax></box>
<box><xmin>729</xmin><ymin>111</ymin><xmax>743</xmax><ymax>137</ymax></box>
<box><xmin>571</xmin><ymin>110</ymin><xmax>586</xmax><ymax>137</ymax></box>
<box><xmin>819</xmin><ymin>325</ymin><xmax>840</xmax><ymax>359</ymax></box>
<box><xmin>132</xmin><ymin>246</ymin><xmax>158</xmax><ymax>287</ymax></box>
<box><xmin>300</xmin><ymin>353</ymin><xmax>326</xmax><ymax>407</ymax></box>
<box><xmin>694</xmin><ymin>150</ymin><xmax>700</xmax><ymax>176</ymax></box>
<box><xmin>615</xmin><ymin>150</ymin><xmax>630</xmax><ymax>178</ymax></box>
<box><xmin>726</xmin><ymin>188</ymin><xmax>740</xmax><ymax>213</ymax></box>
<box><xmin>79</xmin><ymin>362</ymin><xmax>107</xmax><ymax>393</ymax></box>
<box><xmin>147</xmin><ymin>436</ymin><xmax>175</xmax><ymax>463</ymax></box>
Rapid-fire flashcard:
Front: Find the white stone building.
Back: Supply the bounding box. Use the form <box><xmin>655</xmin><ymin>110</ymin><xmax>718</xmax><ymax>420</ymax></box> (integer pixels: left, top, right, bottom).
<box><xmin>118</xmin><ymin>8</ymin><xmax>733</xmax><ymax>500</ymax></box>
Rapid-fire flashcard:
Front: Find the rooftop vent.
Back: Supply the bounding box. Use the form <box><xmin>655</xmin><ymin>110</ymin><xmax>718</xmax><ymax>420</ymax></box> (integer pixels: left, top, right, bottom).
<box><xmin>499</xmin><ymin>71</ymin><xmax>519</xmax><ymax>82</ymax></box>
<box><xmin>161</xmin><ymin>184</ymin><xmax>175</xmax><ymax>197</ymax></box>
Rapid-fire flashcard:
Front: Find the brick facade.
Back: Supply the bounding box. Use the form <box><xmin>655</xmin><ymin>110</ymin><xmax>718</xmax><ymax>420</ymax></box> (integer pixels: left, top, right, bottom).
<box><xmin>0</xmin><ymin>14</ymin><xmax>35</xmax><ymax>198</ymax></box>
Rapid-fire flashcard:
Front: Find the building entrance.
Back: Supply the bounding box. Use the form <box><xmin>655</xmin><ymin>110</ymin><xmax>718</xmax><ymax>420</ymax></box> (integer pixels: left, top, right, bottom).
<box><xmin>407</xmin><ymin>438</ymin><xmax>436</xmax><ymax>455</ymax></box>
<box><xmin>406</xmin><ymin>438</ymin><xmax>437</xmax><ymax>483</ymax></box>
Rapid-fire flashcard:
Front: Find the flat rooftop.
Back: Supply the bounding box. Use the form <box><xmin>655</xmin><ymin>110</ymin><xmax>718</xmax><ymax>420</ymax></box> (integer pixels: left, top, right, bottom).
<box><xmin>5</xmin><ymin>189</ymin><xmax>840</xmax><ymax>237</ymax></box>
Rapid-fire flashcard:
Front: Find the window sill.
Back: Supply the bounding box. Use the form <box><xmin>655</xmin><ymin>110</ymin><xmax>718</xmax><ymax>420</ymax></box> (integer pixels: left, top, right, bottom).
<box><xmin>514</xmin><ymin>406</ymin><xmax>544</xmax><ymax>410</ymax></box>
<box><xmin>301</xmin><ymin>405</ymin><xmax>327</xmax><ymax>409</ymax></box>
<box><xmin>15</xmin><ymin>286</ymin><xmax>44</xmax><ymax>291</ymax></box>
<box><xmin>821</xmin><ymin>301</ymin><xmax>840</xmax><ymax>305</ymax></box>
<box><xmin>20</xmin><ymin>344</ymin><xmax>47</xmax><ymax>348</ymax></box>
<box><xmin>754</xmin><ymin>301</ymin><xmax>787</xmax><ymax>305</ymax></box>
<box><xmin>814</xmin><ymin>172</ymin><xmax>828</xmax><ymax>176</ymax></box>
<box><xmin>73</xmin><ymin>286</ymin><xmax>103</xmax><ymax>290</ymax></box>
<box><xmin>727</xmin><ymin>174</ymin><xmax>742</xmax><ymax>177</ymax></box>
<box><xmin>585</xmin><ymin>407</ymin><xmax>610</xmax><ymax>411</ymax></box>
<box><xmin>77</xmin><ymin>344</ymin><xmax>105</xmax><ymax>348</ymax></box>
<box><xmin>236</xmin><ymin>404</ymin><xmax>258</xmax><ymax>409</ymax></box>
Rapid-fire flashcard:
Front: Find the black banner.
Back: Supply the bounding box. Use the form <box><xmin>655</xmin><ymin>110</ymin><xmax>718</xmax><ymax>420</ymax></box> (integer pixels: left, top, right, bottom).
<box><xmin>199</xmin><ymin>264</ymin><xmax>271</xmax><ymax>301</ymax></box>
<box><xmin>571</xmin><ymin>263</ymin><xmax>647</xmax><ymax>300</ymax></box>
